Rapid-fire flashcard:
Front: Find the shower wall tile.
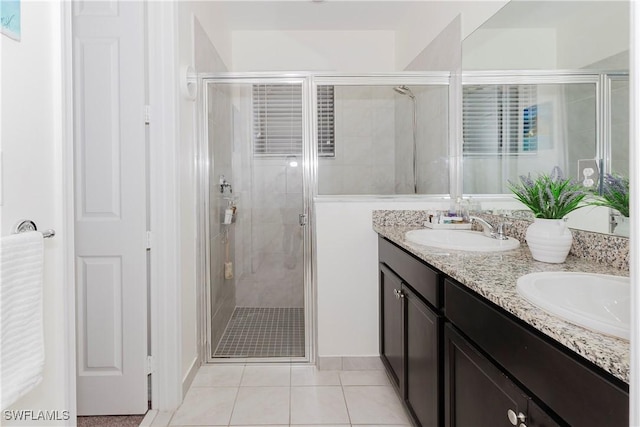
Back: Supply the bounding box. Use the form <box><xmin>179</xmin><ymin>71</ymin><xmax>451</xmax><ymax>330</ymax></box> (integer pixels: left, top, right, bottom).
<box><xmin>567</xmin><ymin>96</ymin><xmax>596</xmax><ymax>135</ymax></box>
<box><xmin>611</xmin><ymin>84</ymin><xmax>629</xmax><ymax>125</ymax></box>
<box><xmin>318</xmin><ymin>163</ymin><xmax>344</xmax><ymax>194</ymax></box>
<box><xmin>370</xmin><ymin>86</ymin><xmax>396</xmax><ymax>108</ymax></box>
<box><xmin>286</xmin><ymin>165</ymin><xmax>303</xmax><ymax>194</ymax></box>
<box><xmin>207</xmin><ymin>79</ymin><xmax>237</xmax><ymax>352</ymax></box>
<box><xmin>252</xmin><ymin>222</ymin><xmax>284</xmax><ymax>254</ymax></box>
<box><xmin>252</xmin><ymin>193</ymin><xmax>287</xmax><ymax>224</ymax></box>
<box><xmin>372</xmin><ymin>140</ymin><xmax>395</xmax><ymax>166</ymax></box>
<box><xmin>342</xmin><ymin>106</ymin><xmax>373</xmax><ymax>137</ymax></box>
<box><xmin>236</xmin><ymin>154</ymin><xmax>304</xmax><ymax>307</ymax></box>
<box><xmin>346</xmin><ymin>85</ymin><xmax>375</xmax><ymax>99</ymax></box>
<box><xmin>342</xmin><ymin>165</ymin><xmax>374</xmax><ymax>194</ymax></box>
<box><xmin>318</xmin><ymin>86</ymin><xmax>396</xmax><ymax>195</ymax></box>
<box><xmin>611</xmin><ymin>123</ymin><xmax>630</xmax><ymax>175</ymax></box>
<box><xmin>343</xmin><ymin>137</ymin><xmax>373</xmax><ymax>165</ymax></box>
<box><xmin>371</xmin><ymin>168</ymin><xmax>396</xmax><ymax>194</ymax></box>
<box><xmin>253</xmin><ymin>164</ymin><xmax>287</xmax><ymax>197</ymax></box>
<box><xmin>394</xmin><ymin>98</ymin><xmax>413</xmax><ymax>192</ymax></box>
<box><xmin>372</xmin><ymin>108</ymin><xmax>395</xmax><ymax>140</ymax></box>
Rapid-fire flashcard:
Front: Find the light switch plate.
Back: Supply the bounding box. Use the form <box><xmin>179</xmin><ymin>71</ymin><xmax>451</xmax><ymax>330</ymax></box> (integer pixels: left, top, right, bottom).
<box><xmin>578</xmin><ymin>159</ymin><xmax>600</xmax><ymax>190</ymax></box>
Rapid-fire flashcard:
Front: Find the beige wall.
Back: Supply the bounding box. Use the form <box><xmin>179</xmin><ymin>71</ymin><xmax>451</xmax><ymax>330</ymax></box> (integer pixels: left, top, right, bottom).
<box><xmin>232</xmin><ymin>31</ymin><xmax>395</xmax><ymax>72</ymax></box>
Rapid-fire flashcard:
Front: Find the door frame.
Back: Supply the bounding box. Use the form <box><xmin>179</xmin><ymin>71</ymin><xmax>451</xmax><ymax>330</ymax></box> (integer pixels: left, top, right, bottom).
<box><xmin>61</xmin><ymin>2</ymin><xmax>77</xmax><ymax>424</ymax></box>
<box><xmin>61</xmin><ymin>1</ymin><xmax>183</xmax><ymax>418</ymax></box>
<box><xmin>145</xmin><ymin>0</ymin><xmax>182</xmax><ymax>410</ymax></box>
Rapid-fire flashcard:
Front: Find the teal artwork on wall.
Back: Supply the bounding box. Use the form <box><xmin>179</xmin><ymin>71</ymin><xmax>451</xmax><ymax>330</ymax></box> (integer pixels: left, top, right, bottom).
<box><xmin>1</xmin><ymin>0</ymin><xmax>21</xmax><ymax>41</ymax></box>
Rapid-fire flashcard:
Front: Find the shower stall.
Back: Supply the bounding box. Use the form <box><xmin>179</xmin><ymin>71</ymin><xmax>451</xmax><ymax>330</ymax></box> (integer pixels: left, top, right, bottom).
<box><xmin>201</xmin><ymin>77</ymin><xmax>311</xmax><ymax>362</ymax></box>
<box><xmin>199</xmin><ymin>73</ymin><xmax>451</xmax><ymax>363</ymax></box>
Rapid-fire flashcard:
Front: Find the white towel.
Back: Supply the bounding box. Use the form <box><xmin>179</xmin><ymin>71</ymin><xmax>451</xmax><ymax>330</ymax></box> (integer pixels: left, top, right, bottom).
<box><xmin>0</xmin><ymin>231</ymin><xmax>45</xmax><ymax>410</ymax></box>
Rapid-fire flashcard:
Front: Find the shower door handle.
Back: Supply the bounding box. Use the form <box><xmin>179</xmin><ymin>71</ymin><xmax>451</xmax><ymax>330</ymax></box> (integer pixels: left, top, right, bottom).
<box><xmin>299</xmin><ymin>213</ymin><xmax>308</xmax><ymax>226</ymax></box>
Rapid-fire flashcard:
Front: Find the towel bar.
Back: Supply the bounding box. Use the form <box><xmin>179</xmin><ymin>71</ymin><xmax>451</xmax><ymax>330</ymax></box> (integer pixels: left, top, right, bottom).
<box><xmin>13</xmin><ymin>220</ymin><xmax>55</xmax><ymax>239</ymax></box>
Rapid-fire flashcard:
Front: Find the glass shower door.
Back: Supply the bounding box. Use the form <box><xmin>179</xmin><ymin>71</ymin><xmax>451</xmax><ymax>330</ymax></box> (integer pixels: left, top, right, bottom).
<box><xmin>205</xmin><ymin>79</ymin><xmax>308</xmax><ymax>360</ymax></box>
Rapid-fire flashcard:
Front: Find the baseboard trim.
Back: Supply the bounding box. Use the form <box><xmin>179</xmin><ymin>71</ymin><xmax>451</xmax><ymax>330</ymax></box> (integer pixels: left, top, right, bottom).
<box><xmin>182</xmin><ymin>356</ymin><xmax>200</xmax><ymax>397</ymax></box>
<box><xmin>318</xmin><ymin>356</ymin><xmax>384</xmax><ymax>371</ymax></box>
<box><xmin>139</xmin><ymin>410</ymin><xmax>158</xmax><ymax>427</ymax></box>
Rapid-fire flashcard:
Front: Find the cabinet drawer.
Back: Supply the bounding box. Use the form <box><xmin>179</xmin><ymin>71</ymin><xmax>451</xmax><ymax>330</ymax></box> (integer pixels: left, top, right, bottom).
<box><xmin>445</xmin><ymin>279</ymin><xmax>628</xmax><ymax>427</ymax></box>
<box><xmin>379</xmin><ymin>236</ymin><xmax>442</xmax><ymax>308</ymax></box>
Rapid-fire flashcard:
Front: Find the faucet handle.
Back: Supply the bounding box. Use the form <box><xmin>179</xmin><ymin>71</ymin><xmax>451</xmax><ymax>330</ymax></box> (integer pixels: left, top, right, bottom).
<box><xmin>496</xmin><ymin>221</ymin><xmax>512</xmax><ymax>240</ymax></box>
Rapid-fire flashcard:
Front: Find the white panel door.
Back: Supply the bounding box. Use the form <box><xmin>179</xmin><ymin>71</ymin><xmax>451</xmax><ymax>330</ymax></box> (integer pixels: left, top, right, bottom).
<box><xmin>73</xmin><ymin>0</ymin><xmax>148</xmax><ymax>415</ymax></box>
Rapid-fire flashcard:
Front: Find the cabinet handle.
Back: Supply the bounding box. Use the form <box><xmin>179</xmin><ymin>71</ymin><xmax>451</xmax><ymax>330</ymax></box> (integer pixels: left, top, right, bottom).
<box><xmin>393</xmin><ymin>289</ymin><xmax>405</xmax><ymax>299</ymax></box>
<box><xmin>507</xmin><ymin>410</ymin><xmax>526</xmax><ymax>426</ymax></box>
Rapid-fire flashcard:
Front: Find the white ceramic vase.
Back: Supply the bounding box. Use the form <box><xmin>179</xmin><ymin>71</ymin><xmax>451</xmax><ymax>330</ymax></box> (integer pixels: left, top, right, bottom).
<box><xmin>525</xmin><ymin>218</ymin><xmax>573</xmax><ymax>263</ymax></box>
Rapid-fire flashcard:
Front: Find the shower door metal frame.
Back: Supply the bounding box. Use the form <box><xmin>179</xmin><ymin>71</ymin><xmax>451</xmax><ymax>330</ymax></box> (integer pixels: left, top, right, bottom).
<box><xmin>197</xmin><ymin>74</ymin><xmax>316</xmax><ymax>364</ymax></box>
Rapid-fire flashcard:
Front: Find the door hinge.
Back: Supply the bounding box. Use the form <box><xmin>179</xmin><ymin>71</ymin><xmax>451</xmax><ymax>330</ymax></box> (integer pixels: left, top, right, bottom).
<box><xmin>145</xmin><ymin>355</ymin><xmax>155</xmax><ymax>375</ymax></box>
<box><xmin>144</xmin><ymin>105</ymin><xmax>151</xmax><ymax>124</ymax></box>
<box><xmin>146</xmin><ymin>231</ymin><xmax>152</xmax><ymax>249</ymax></box>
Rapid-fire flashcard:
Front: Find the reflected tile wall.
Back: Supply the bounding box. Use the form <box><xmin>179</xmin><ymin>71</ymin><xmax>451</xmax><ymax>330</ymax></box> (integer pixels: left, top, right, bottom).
<box><xmin>318</xmin><ymin>86</ymin><xmax>396</xmax><ymax>195</ymax></box>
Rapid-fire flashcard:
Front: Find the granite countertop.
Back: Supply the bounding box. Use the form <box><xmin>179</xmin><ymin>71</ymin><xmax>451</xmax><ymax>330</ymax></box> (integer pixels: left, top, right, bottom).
<box><xmin>374</xmin><ymin>224</ymin><xmax>630</xmax><ymax>384</ymax></box>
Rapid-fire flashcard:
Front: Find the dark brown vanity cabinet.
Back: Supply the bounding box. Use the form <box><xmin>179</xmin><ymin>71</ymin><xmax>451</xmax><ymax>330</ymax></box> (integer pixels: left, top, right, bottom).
<box><xmin>445</xmin><ymin>278</ymin><xmax>629</xmax><ymax>427</ymax></box>
<box><xmin>380</xmin><ymin>263</ymin><xmax>405</xmax><ymax>390</ymax></box>
<box><xmin>379</xmin><ymin>237</ymin><xmax>442</xmax><ymax>427</ymax></box>
<box><xmin>377</xmin><ymin>236</ymin><xmax>629</xmax><ymax>427</ymax></box>
<box><xmin>445</xmin><ymin>324</ymin><xmax>560</xmax><ymax>427</ymax></box>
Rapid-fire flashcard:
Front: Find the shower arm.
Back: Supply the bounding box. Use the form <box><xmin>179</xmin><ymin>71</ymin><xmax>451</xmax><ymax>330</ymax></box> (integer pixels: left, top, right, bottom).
<box><xmin>394</xmin><ymin>86</ymin><xmax>418</xmax><ymax>194</ymax></box>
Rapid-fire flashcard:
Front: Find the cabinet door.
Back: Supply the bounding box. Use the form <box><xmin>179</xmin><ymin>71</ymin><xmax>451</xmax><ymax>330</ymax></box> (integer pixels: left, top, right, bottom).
<box><xmin>405</xmin><ymin>285</ymin><xmax>440</xmax><ymax>427</ymax></box>
<box><xmin>380</xmin><ymin>263</ymin><xmax>404</xmax><ymax>393</ymax></box>
<box><xmin>445</xmin><ymin>325</ymin><xmax>525</xmax><ymax>427</ymax></box>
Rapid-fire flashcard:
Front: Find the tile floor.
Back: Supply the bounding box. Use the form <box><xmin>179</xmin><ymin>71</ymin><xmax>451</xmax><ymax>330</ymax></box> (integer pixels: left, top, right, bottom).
<box><xmin>214</xmin><ymin>308</ymin><xmax>305</xmax><ymax>358</ymax></box>
<box><xmin>164</xmin><ymin>364</ymin><xmax>412</xmax><ymax>427</ymax></box>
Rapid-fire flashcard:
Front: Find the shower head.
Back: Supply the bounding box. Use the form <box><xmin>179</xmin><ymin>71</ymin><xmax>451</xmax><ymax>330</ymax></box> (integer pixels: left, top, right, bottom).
<box><xmin>393</xmin><ymin>85</ymin><xmax>415</xmax><ymax>99</ymax></box>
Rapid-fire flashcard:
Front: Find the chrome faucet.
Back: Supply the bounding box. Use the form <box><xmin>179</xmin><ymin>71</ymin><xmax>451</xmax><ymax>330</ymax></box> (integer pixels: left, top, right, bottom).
<box><xmin>469</xmin><ymin>216</ymin><xmax>496</xmax><ymax>237</ymax></box>
<box><xmin>469</xmin><ymin>216</ymin><xmax>511</xmax><ymax>240</ymax></box>
<box><xmin>494</xmin><ymin>222</ymin><xmax>512</xmax><ymax>240</ymax></box>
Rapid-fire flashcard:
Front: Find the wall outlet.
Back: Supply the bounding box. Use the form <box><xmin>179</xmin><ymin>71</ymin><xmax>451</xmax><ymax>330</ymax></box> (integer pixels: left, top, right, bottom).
<box><xmin>578</xmin><ymin>159</ymin><xmax>600</xmax><ymax>189</ymax></box>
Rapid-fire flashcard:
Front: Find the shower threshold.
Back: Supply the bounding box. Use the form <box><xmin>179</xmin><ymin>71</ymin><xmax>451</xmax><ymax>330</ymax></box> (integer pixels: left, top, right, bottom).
<box><xmin>213</xmin><ymin>307</ymin><xmax>304</xmax><ymax>358</ymax></box>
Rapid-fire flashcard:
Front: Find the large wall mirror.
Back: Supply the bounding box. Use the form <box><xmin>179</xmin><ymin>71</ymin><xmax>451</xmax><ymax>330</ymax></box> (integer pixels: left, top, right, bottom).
<box><xmin>462</xmin><ymin>0</ymin><xmax>630</xmax><ymax>236</ymax></box>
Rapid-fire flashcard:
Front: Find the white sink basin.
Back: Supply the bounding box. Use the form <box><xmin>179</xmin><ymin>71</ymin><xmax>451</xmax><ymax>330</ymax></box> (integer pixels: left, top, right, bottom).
<box><xmin>405</xmin><ymin>229</ymin><xmax>520</xmax><ymax>252</ymax></box>
<box><xmin>517</xmin><ymin>272</ymin><xmax>630</xmax><ymax>340</ymax></box>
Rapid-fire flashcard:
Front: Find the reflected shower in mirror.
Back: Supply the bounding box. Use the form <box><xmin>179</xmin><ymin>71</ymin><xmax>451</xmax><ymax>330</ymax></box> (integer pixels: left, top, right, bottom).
<box><xmin>316</xmin><ymin>83</ymin><xmax>449</xmax><ymax>196</ymax></box>
<box><xmin>461</xmin><ymin>0</ymin><xmax>630</xmax><ymax>235</ymax></box>
<box><xmin>462</xmin><ymin>78</ymin><xmax>598</xmax><ymax>194</ymax></box>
